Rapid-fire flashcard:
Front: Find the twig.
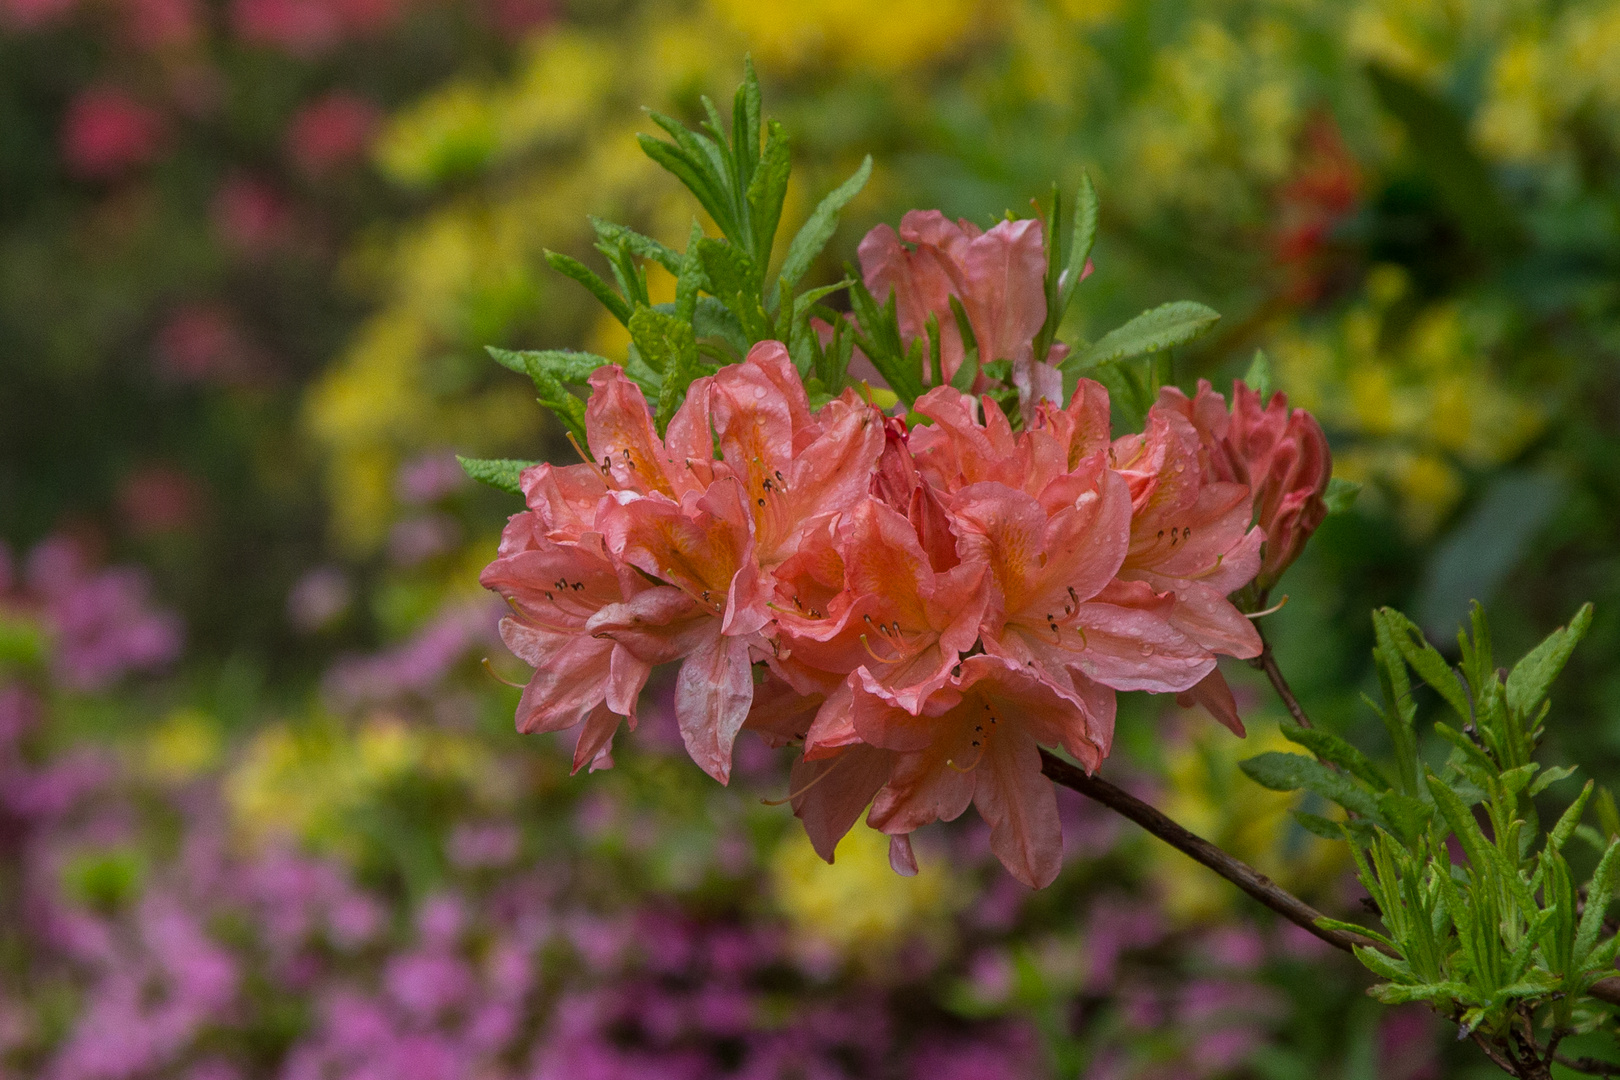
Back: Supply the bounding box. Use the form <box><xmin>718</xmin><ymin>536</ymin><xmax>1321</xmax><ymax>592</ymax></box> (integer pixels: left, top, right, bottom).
<box><xmin>1039</xmin><ymin>750</ymin><xmax>1368</xmax><ymax>953</ymax></box>
<box><xmin>1248</xmin><ymin>623</ymin><xmax>1313</xmax><ymax>729</ymax></box>
<box><xmin>1557</xmin><ymin>1052</ymin><xmax>1620</xmax><ymax>1077</ymax></box>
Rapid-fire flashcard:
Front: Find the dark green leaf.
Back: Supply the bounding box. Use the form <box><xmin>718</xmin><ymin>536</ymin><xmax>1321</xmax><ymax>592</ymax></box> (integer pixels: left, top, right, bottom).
<box><xmin>1506</xmin><ymin>603</ymin><xmax>1593</xmax><ymax>721</ymax></box>
<box><xmin>544</xmin><ymin>250</ymin><xmax>630</xmax><ymax>326</ymax></box>
<box><xmin>746</xmin><ymin>121</ymin><xmax>791</xmax><ymax>268</ymax></box>
<box><xmin>486</xmin><ymin>347</ymin><xmax>607</xmax><ymax>383</ymax></box>
<box><xmin>1064</xmin><ymin>301</ymin><xmax>1220</xmax><ymax>370</ymax></box>
<box><xmin>1576</xmin><ymin>839</ymin><xmax>1620</xmax><ymax>964</ymax></box>
<box><xmin>1060</xmin><ymin>170</ymin><xmax>1098</xmax><ymax>316</ymax></box>
<box><xmin>1324</xmin><ymin>476</ymin><xmax>1361</xmax><ymax>515</ymax></box>
<box><xmin>590</xmin><ymin>217</ymin><xmax>682</xmax><ymax>274</ymax></box>
<box><xmin>636</xmin><ymin>134</ymin><xmax>736</xmax><ymax>242</ymax></box>
<box><xmin>1240</xmin><ymin>752</ymin><xmax>1382</xmax><ymax>820</ymax></box>
<box><xmin>1382</xmin><ymin>608</ymin><xmax>1472</xmax><ymax>721</ymax></box>
<box><xmin>457</xmin><ymin>456</ymin><xmax>532</xmax><ymax>496</ymax></box>
<box><xmin>1279</xmin><ymin>721</ymin><xmax>1390</xmax><ymax>790</ymax></box>
<box><xmin>776</xmin><ymin>155</ymin><xmax>873</xmax><ymax>301</ymax></box>
<box><xmin>697</xmin><ymin>238</ymin><xmax>769</xmax><ymax>342</ymax></box>
<box><xmin>1242</xmin><ymin>350</ymin><xmax>1275</xmax><ymax>400</ymax></box>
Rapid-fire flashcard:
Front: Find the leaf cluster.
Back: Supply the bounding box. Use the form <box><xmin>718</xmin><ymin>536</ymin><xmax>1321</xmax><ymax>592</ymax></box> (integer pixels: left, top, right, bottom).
<box><xmin>460</xmin><ymin>62</ymin><xmax>875</xmax><ymax>490</ymax></box>
<box><xmin>1241</xmin><ymin>602</ymin><xmax>1614</xmax><ymax>1042</ymax></box>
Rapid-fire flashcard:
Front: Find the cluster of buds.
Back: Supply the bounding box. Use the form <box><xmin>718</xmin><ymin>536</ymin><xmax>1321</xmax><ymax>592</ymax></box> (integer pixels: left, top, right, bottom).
<box><xmin>481</xmin><ymin>336</ymin><xmax>1330</xmax><ymax>887</ymax></box>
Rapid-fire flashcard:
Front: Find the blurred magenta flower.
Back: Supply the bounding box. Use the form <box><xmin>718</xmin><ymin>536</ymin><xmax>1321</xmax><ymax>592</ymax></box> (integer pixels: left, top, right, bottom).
<box><xmin>60</xmin><ymin>87</ymin><xmax>165</xmax><ymax>179</ymax></box>
<box><xmin>118</xmin><ymin>0</ymin><xmax>201</xmax><ymax>50</ymax></box>
<box><xmin>285</xmin><ymin>92</ymin><xmax>380</xmax><ymax>175</ymax></box>
<box><xmin>211</xmin><ymin>174</ymin><xmax>293</xmax><ymax>255</ymax></box>
<box><xmin>154</xmin><ymin>304</ymin><xmax>255</xmax><ymax>383</ymax></box>
<box><xmin>1</xmin><ymin>0</ymin><xmax>76</xmax><ymax>29</ymax></box>
<box><xmin>11</xmin><ymin>536</ymin><xmax>182</xmax><ymax>690</ymax></box>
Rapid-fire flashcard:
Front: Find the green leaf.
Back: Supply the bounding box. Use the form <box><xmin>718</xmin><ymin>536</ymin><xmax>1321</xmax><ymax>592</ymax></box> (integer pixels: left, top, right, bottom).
<box><xmin>486</xmin><ymin>347</ymin><xmax>606</xmax><ymax>382</ymax></box>
<box><xmin>1506</xmin><ymin>603</ymin><xmax>1593</xmax><ymax>721</ymax></box>
<box><xmin>775</xmin><ymin>155</ymin><xmax>873</xmax><ymax>302</ymax></box>
<box><xmin>1061</xmin><ymin>170</ymin><xmax>1098</xmax><ymax>316</ymax></box>
<box><xmin>1325</xmin><ymin>476</ymin><xmax>1361</xmax><ymax>516</ymax></box>
<box><xmin>692</xmin><ymin>296</ymin><xmax>749</xmax><ymax>358</ymax></box>
<box><xmin>1242</xmin><ymin>350</ymin><xmax>1275</xmax><ymax>400</ymax></box>
<box><xmin>1598</xmin><ymin>786</ymin><xmax>1620</xmax><ymax>842</ymax></box>
<box><xmin>1064</xmin><ymin>301</ymin><xmax>1220</xmax><ymax>370</ymax></box>
<box><xmin>1371</xmin><ymin>609</ymin><xmax>1420</xmax><ymax>794</ymax></box>
<box><xmin>735</xmin><ymin>57</ymin><xmax>762</xmax><ymax>179</ymax></box>
<box><xmin>631</xmin><ymin>306</ymin><xmax>703</xmax><ymax>432</ymax></box>
<box><xmin>673</xmin><ymin>219</ymin><xmax>707</xmax><ymax>326</ymax></box>
<box><xmin>1530</xmin><ymin>764</ymin><xmax>1579</xmax><ymax>797</ymax></box>
<box><xmin>488</xmin><ymin>347</ymin><xmax>593</xmax><ymax>442</ymax></box>
<box><xmin>1367</xmin><ymin>980</ymin><xmax>1475</xmax><ymax>1005</ymax></box>
<box><xmin>1575</xmin><ymin>838</ymin><xmax>1620</xmax><ymax>964</ymax></box>
<box><xmin>590</xmin><ymin>218</ymin><xmax>682</xmax><ymax>275</ymax></box>
<box><xmin>847</xmin><ymin>273</ymin><xmax>923</xmax><ymax>405</ymax></box>
<box><xmin>697</xmin><ymin>238</ymin><xmax>770</xmax><ymax>343</ymax></box>
<box><xmin>1279</xmin><ymin>721</ymin><xmax>1391</xmax><ymax>791</ymax></box>
<box><xmin>1381</xmin><ymin>609</ymin><xmax>1472</xmax><ymax>721</ymax></box>
<box><xmin>1239</xmin><ymin>752</ymin><xmax>1382</xmax><ymax>820</ymax></box>
<box><xmin>544</xmin><ymin>250</ymin><xmax>630</xmax><ymax>326</ymax></box>
<box><xmin>1315</xmin><ymin>917</ymin><xmax>1397</xmax><ymax>951</ymax></box>
<box><xmin>457</xmin><ymin>456</ymin><xmax>532</xmax><ymax>496</ymax></box>
<box><xmin>1353</xmin><ymin>945</ymin><xmax>1415</xmax><ymax>984</ymax></box>
<box><xmin>747</xmin><ymin>120</ymin><xmax>791</xmax><ymax>268</ymax></box>
<box><xmin>1426</xmin><ymin>769</ymin><xmax>1496</xmax><ymax>875</ymax></box>
<box><xmin>637</xmin><ymin>133</ymin><xmax>736</xmax><ymax>242</ymax></box>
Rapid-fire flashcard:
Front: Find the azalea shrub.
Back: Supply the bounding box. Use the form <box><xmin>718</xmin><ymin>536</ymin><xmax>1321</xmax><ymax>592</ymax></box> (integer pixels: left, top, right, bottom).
<box><xmin>470</xmin><ymin>67</ymin><xmax>1620</xmax><ymax>1077</ymax></box>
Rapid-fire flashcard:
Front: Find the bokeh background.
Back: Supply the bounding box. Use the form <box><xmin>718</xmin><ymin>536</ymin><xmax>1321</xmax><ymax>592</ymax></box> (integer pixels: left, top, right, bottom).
<box><xmin>4</xmin><ymin>0</ymin><xmax>1620</xmax><ymax>1076</ymax></box>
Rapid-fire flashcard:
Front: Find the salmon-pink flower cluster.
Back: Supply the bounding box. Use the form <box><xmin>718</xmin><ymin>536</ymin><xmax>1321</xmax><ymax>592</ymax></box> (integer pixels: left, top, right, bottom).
<box><xmin>858</xmin><ymin>210</ymin><xmax>1084</xmax><ymax>412</ymax></box>
<box><xmin>1155</xmin><ymin>380</ymin><xmax>1331</xmax><ymax>594</ymax></box>
<box><xmin>482</xmin><ymin>344</ymin><xmax>1328</xmax><ymax>888</ymax></box>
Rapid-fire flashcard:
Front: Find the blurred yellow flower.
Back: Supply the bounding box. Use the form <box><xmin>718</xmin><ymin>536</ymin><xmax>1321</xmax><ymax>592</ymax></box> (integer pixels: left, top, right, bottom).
<box><xmin>141</xmin><ymin>708</ymin><xmax>222</xmax><ymax>784</ymax></box>
<box><xmin>225</xmin><ymin>714</ymin><xmax>502</xmax><ymax>853</ymax></box>
<box><xmin>710</xmin><ymin>0</ymin><xmax>986</xmax><ymax>73</ymax></box>
<box><xmin>772</xmin><ymin>824</ymin><xmax>955</xmax><ymax>957</ymax></box>
<box><xmin>1151</xmin><ymin>724</ymin><xmax>1345</xmax><ymax>924</ymax></box>
<box><xmin>1272</xmin><ymin>269</ymin><xmax>1543</xmax><ymax>537</ymax></box>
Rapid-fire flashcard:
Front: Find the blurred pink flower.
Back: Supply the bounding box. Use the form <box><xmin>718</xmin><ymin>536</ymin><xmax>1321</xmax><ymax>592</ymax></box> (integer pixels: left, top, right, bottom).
<box><xmin>230</xmin><ymin>0</ymin><xmax>341</xmax><ymax>52</ymax></box>
<box><xmin>285</xmin><ymin>93</ymin><xmax>379</xmax><ymax>175</ymax></box>
<box><xmin>286</xmin><ymin>567</ymin><xmax>352</xmax><ymax>633</ymax></box>
<box><xmin>154</xmin><ymin>304</ymin><xmax>253</xmax><ymax>382</ymax></box>
<box><xmin>23</xmin><ymin>536</ymin><xmax>182</xmax><ymax>690</ymax></box>
<box><xmin>1</xmin><ymin>0</ymin><xmax>75</xmax><ymax>29</ymax></box>
<box><xmin>120</xmin><ymin>0</ymin><xmax>201</xmax><ymax>49</ymax></box>
<box><xmin>117</xmin><ymin>463</ymin><xmax>205</xmax><ymax>536</ymax></box>
<box><xmin>211</xmin><ymin>174</ymin><xmax>292</xmax><ymax>254</ymax></box>
<box><xmin>483</xmin><ymin>0</ymin><xmax>554</xmax><ymax>38</ymax></box>
<box><xmin>396</xmin><ymin>451</ymin><xmax>468</xmax><ymax>505</ymax></box>
<box><xmin>447</xmin><ymin>822</ymin><xmax>520</xmax><ymax>869</ymax></box>
<box><xmin>231</xmin><ymin>0</ymin><xmax>402</xmax><ymax>52</ymax></box>
<box><xmin>388</xmin><ymin>513</ymin><xmax>460</xmax><ymax>568</ymax></box>
<box><xmin>61</xmin><ymin>87</ymin><xmax>165</xmax><ymax>179</ymax></box>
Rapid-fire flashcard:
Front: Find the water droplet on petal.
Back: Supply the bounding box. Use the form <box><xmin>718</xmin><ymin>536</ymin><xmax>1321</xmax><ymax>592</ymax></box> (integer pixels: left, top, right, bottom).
<box><xmin>1138</xmin><ymin>643</ymin><xmax>1154</xmax><ymax>656</ymax></box>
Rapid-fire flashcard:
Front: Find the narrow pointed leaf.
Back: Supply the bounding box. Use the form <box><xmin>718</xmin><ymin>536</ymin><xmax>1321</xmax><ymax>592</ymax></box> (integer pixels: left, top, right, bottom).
<box><xmin>1064</xmin><ymin>301</ymin><xmax>1221</xmax><ymax>370</ymax></box>
<box><xmin>457</xmin><ymin>457</ymin><xmax>532</xmax><ymax>496</ymax></box>
<box><xmin>776</xmin><ymin>155</ymin><xmax>873</xmax><ymax>302</ymax></box>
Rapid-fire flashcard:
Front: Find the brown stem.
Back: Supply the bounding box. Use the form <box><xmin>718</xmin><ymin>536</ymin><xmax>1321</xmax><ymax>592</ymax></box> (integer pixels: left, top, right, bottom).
<box><xmin>1248</xmin><ymin>625</ymin><xmax>1313</xmax><ymax>729</ymax></box>
<box><xmin>1557</xmin><ymin>1052</ymin><xmax>1620</xmax><ymax>1077</ymax></box>
<box><xmin>1039</xmin><ymin>750</ymin><xmax>1367</xmax><ymax>953</ymax></box>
